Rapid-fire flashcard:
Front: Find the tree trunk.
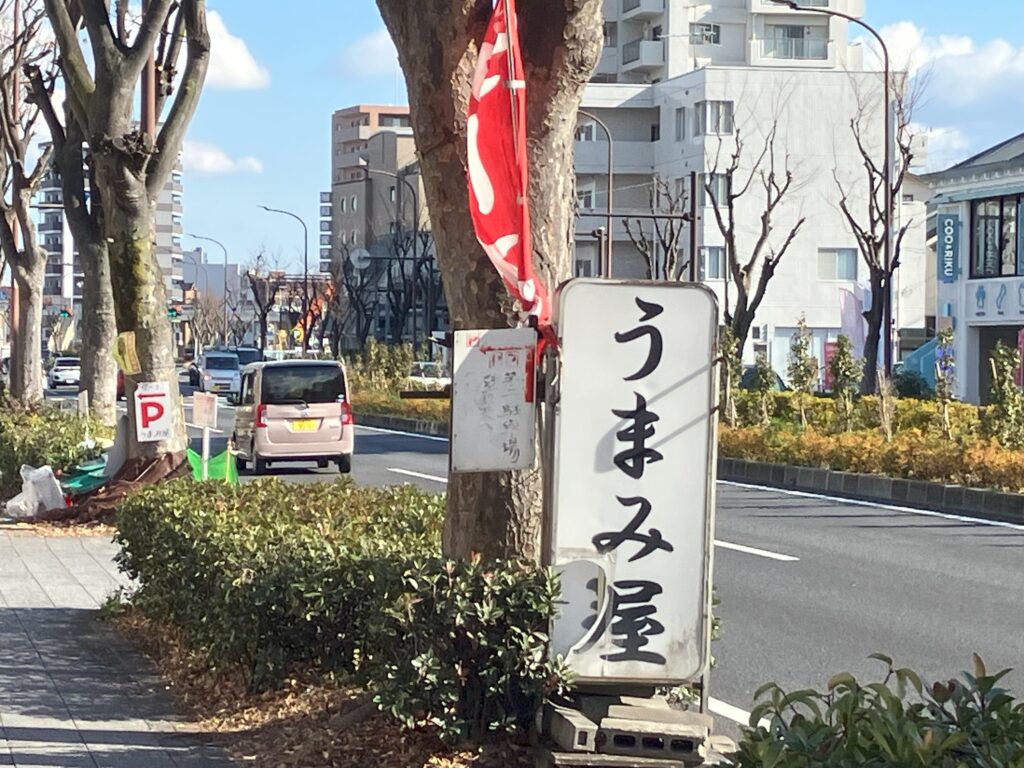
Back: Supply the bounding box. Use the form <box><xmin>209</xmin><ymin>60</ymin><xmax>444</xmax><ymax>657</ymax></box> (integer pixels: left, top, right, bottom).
<box><xmin>96</xmin><ymin>164</ymin><xmax>186</xmax><ymax>459</ymax></box>
<box><xmin>377</xmin><ymin>0</ymin><xmax>602</xmax><ymax>561</ymax></box>
<box><xmin>9</xmin><ymin>256</ymin><xmax>45</xmax><ymax>403</ymax></box>
<box><xmin>861</xmin><ymin>270</ymin><xmax>884</xmax><ymax>394</ymax></box>
<box><xmin>78</xmin><ymin>240</ymin><xmax>118</xmax><ymax>425</ymax></box>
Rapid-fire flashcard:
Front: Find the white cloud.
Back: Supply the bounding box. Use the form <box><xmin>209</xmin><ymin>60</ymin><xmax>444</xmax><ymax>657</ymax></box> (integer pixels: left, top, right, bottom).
<box><xmin>182</xmin><ymin>141</ymin><xmax>263</xmax><ymax>174</ymax></box>
<box><xmin>205</xmin><ymin>11</ymin><xmax>270</xmax><ymax>89</ymax></box>
<box><xmin>333</xmin><ymin>28</ymin><xmax>401</xmax><ymax>78</ymax></box>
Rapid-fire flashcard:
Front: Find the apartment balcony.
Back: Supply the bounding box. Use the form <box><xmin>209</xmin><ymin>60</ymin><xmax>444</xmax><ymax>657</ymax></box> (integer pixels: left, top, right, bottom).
<box><xmin>760</xmin><ymin>37</ymin><xmax>828</xmax><ymax>60</ymax></box>
<box><xmin>335</xmin><ymin>152</ymin><xmax>369</xmax><ymax>170</ymax></box>
<box><xmin>38</xmin><ymin>219</ymin><xmax>63</xmax><ymax>233</ymax></box>
<box><xmin>621</xmin><ymin>39</ymin><xmax>664</xmax><ymax>72</ymax></box>
<box><xmin>574</xmin><ymin>140</ymin><xmax>654</xmax><ymax>176</ymax></box>
<box><xmin>621</xmin><ymin>0</ymin><xmax>664</xmax><ymax>21</ymax></box>
<box><xmin>750</xmin><ymin>0</ymin><xmax>830</xmax><ymax>10</ymax></box>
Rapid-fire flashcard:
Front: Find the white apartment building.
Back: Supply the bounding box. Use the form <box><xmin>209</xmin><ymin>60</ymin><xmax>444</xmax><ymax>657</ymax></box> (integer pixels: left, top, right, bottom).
<box><xmin>577</xmin><ymin>0</ymin><xmax>928</xmax><ymax>376</ymax></box>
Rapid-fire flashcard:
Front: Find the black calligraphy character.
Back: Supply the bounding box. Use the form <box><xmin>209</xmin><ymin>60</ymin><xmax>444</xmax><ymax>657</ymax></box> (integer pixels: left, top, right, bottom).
<box><xmin>613</xmin><ymin>393</ymin><xmax>663</xmax><ymax>479</ymax></box>
<box><xmin>581</xmin><ymin>579</ymin><xmax>666</xmax><ymax>665</ymax></box>
<box><xmin>593</xmin><ymin>496</ymin><xmax>674</xmax><ymax>562</ymax></box>
<box><xmin>614</xmin><ymin>298</ymin><xmax>664</xmax><ymax>381</ymax></box>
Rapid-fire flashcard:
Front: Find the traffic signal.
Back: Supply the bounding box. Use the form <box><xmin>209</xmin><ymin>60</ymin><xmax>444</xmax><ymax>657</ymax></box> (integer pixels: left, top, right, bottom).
<box><xmin>58</xmin><ymin>308</ymin><xmax>72</xmax><ymax>319</ymax></box>
<box><xmin>168</xmin><ymin>305</ymin><xmax>181</xmax><ymax>319</ymax></box>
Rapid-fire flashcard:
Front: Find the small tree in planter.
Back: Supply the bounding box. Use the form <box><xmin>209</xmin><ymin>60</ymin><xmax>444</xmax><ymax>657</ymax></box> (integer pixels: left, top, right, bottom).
<box><xmin>751</xmin><ymin>352</ymin><xmax>776</xmax><ymax>427</ymax></box>
<box><xmin>935</xmin><ymin>328</ymin><xmax>956</xmax><ymax>439</ymax></box>
<box><xmin>720</xmin><ymin>326</ymin><xmax>743</xmax><ymax>427</ymax></box>
<box><xmin>828</xmin><ymin>335</ymin><xmax>862</xmax><ymax>432</ymax></box>
<box><xmin>787</xmin><ymin>315</ymin><xmax>818</xmax><ymax>428</ymax></box>
<box><xmin>984</xmin><ymin>341</ymin><xmax>1024</xmax><ymax>449</ymax></box>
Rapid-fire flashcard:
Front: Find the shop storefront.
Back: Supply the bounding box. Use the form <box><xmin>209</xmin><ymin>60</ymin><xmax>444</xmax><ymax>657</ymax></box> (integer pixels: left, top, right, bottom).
<box><xmin>929</xmin><ymin>134</ymin><xmax>1024</xmax><ymax>403</ymax></box>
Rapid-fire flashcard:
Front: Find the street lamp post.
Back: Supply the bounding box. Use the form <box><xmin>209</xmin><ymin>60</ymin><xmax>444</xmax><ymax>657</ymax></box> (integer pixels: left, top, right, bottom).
<box><xmin>577</xmin><ymin>109</ymin><xmax>614</xmax><ymax>277</ymax></box>
<box><xmin>186</xmin><ymin>234</ymin><xmax>229</xmax><ymax>344</ymax></box>
<box><xmin>772</xmin><ymin>0</ymin><xmax>894</xmax><ymax>377</ymax></box>
<box><xmin>259</xmin><ymin>205</ymin><xmax>309</xmax><ymax>352</ymax></box>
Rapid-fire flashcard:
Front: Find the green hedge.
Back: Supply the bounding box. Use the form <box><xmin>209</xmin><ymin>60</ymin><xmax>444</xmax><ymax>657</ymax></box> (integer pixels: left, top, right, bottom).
<box><xmin>0</xmin><ymin>404</ymin><xmax>103</xmax><ymax>499</ymax></box>
<box><xmin>733</xmin><ymin>655</ymin><xmax>1024</xmax><ymax>767</ymax></box>
<box><xmin>114</xmin><ymin>479</ymin><xmax>563</xmax><ymax>743</ymax></box>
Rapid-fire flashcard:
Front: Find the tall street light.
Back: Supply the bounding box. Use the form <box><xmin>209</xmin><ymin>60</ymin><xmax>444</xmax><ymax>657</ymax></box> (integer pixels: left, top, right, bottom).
<box><xmin>259</xmin><ymin>205</ymin><xmax>309</xmax><ymax>352</ymax></box>
<box><xmin>577</xmin><ymin>109</ymin><xmax>614</xmax><ymax>277</ymax></box>
<box><xmin>186</xmin><ymin>234</ymin><xmax>228</xmax><ymax>344</ymax></box>
<box><xmin>771</xmin><ymin>0</ymin><xmax>894</xmax><ymax>377</ymax></box>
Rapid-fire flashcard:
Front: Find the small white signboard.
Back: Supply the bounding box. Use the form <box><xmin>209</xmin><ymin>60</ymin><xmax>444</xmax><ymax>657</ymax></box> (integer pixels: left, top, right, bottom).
<box><xmin>134</xmin><ymin>381</ymin><xmax>174</xmax><ymax>443</ymax></box>
<box><xmin>549</xmin><ymin>280</ymin><xmax>718</xmax><ymax>684</ymax></box>
<box><xmin>451</xmin><ymin>328</ymin><xmax>537</xmax><ymax>473</ymax></box>
<box><xmin>192</xmin><ymin>391</ymin><xmax>219</xmax><ymax>430</ymax></box>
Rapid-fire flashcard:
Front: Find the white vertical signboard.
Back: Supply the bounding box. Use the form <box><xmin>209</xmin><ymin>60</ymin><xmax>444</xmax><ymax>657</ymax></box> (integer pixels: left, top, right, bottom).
<box><xmin>549</xmin><ymin>280</ymin><xmax>718</xmax><ymax>684</ymax></box>
<box><xmin>134</xmin><ymin>382</ymin><xmax>174</xmax><ymax>443</ymax></box>
<box><xmin>451</xmin><ymin>328</ymin><xmax>537</xmax><ymax>473</ymax></box>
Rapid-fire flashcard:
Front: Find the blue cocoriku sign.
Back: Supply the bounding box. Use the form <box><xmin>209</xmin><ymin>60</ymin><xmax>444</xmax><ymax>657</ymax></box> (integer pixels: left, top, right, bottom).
<box><xmin>938</xmin><ymin>214</ymin><xmax>960</xmax><ymax>284</ymax></box>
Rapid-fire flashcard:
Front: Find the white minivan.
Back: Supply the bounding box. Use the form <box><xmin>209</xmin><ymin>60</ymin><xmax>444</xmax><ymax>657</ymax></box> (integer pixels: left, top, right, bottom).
<box><xmin>232</xmin><ymin>360</ymin><xmax>354</xmax><ymax>475</ymax></box>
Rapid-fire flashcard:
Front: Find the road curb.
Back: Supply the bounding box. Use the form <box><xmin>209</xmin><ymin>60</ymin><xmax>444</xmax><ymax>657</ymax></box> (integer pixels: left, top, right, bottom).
<box><xmin>718</xmin><ymin>457</ymin><xmax>1024</xmax><ymax>525</ymax></box>
<box><xmin>355</xmin><ymin>412</ymin><xmax>449</xmax><ymax>438</ymax></box>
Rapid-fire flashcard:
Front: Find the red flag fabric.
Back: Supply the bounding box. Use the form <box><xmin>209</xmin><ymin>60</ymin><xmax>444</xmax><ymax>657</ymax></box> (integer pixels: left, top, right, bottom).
<box><xmin>467</xmin><ymin>0</ymin><xmax>549</xmax><ymax>324</ymax></box>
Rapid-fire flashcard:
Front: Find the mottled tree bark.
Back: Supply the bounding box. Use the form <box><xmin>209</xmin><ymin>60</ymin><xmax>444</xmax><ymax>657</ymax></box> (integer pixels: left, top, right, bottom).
<box><xmin>376</xmin><ymin>0</ymin><xmax>603</xmax><ymax>560</ymax></box>
<box><xmin>9</xmin><ymin>256</ymin><xmax>45</xmax><ymax>401</ymax></box>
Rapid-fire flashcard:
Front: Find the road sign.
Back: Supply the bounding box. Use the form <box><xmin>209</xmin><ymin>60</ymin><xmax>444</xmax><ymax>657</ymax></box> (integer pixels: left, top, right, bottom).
<box><xmin>134</xmin><ymin>381</ymin><xmax>173</xmax><ymax>443</ymax></box>
<box><xmin>548</xmin><ymin>280</ymin><xmax>718</xmax><ymax>685</ymax></box>
<box><xmin>192</xmin><ymin>391</ymin><xmax>218</xmax><ymax>429</ymax></box>
<box><xmin>451</xmin><ymin>328</ymin><xmax>536</xmax><ymax>473</ymax></box>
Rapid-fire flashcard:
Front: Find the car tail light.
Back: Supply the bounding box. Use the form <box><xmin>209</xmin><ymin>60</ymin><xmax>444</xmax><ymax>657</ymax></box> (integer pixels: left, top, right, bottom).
<box><xmin>341</xmin><ymin>400</ymin><xmax>354</xmax><ymax>426</ymax></box>
<box><xmin>255</xmin><ymin>404</ymin><xmax>267</xmax><ymax>428</ymax></box>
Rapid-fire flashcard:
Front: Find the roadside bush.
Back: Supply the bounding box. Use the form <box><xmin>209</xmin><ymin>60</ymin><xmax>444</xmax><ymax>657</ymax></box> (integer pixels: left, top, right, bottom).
<box><xmin>732</xmin><ymin>655</ymin><xmax>1024</xmax><ymax>767</ymax></box>
<box><xmin>0</xmin><ymin>404</ymin><xmax>104</xmax><ymax>499</ymax></box>
<box><xmin>115</xmin><ymin>479</ymin><xmax>562</xmax><ymax>742</ymax></box>
<box><xmin>355</xmin><ymin>389</ymin><xmax>450</xmax><ymax>425</ymax></box>
<box><xmin>345</xmin><ymin>339</ymin><xmax>414</xmax><ymax>395</ymax></box>
<box><xmin>894</xmin><ymin>366</ymin><xmax>934</xmax><ymax>399</ymax></box>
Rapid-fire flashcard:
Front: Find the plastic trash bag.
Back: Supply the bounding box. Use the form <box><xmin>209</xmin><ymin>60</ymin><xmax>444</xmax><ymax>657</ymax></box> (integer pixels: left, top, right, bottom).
<box><xmin>4</xmin><ymin>465</ymin><xmax>66</xmax><ymax>519</ymax></box>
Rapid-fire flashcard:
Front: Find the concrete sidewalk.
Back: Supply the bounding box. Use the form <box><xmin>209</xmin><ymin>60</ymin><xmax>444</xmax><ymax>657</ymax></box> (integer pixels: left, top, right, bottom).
<box><xmin>0</xmin><ymin>530</ymin><xmax>233</xmax><ymax>768</ymax></box>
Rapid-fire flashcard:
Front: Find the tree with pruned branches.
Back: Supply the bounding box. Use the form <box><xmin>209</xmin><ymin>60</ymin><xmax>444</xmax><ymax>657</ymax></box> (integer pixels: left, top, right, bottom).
<box><xmin>246</xmin><ymin>251</ymin><xmax>287</xmax><ymax>353</ymax></box>
<box><xmin>834</xmin><ymin>71</ymin><xmax>920</xmax><ymax>393</ymax></box>
<box><xmin>705</xmin><ymin>121</ymin><xmax>805</xmax><ymax>358</ymax></box>
<box><xmin>622</xmin><ymin>176</ymin><xmax>692</xmax><ymax>280</ymax></box>
<box><xmin>0</xmin><ymin>0</ymin><xmax>55</xmax><ymax>403</ymax></box>
<box><xmin>43</xmin><ymin>0</ymin><xmax>210</xmax><ymax>467</ymax></box>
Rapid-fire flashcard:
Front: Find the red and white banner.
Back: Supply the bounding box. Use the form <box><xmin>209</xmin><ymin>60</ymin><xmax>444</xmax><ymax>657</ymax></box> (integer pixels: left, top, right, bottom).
<box><xmin>467</xmin><ymin>0</ymin><xmax>549</xmax><ymax>324</ymax></box>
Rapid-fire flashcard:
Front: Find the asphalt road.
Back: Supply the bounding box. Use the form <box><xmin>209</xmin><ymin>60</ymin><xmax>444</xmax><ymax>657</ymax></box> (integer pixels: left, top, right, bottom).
<box><xmin>47</xmin><ymin>384</ymin><xmax>1024</xmax><ymax>730</ymax></box>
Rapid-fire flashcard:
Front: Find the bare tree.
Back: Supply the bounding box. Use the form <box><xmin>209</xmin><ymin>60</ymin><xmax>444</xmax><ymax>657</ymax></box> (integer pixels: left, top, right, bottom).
<box><xmin>376</xmin><ymin>0</ymin><xmax>602</xmax><ymax>559</ymax></box>
<box><xmin>246</xmin><ymin>251</ymin><xmax>286</xmax><ymax>353</ymax></box>
<box><xmin>622</xmin><ymin>176</ymin><xmax>691</xmax><ymax>280</ymax></box>
<box><xmin>834</xmin><ymin>71</ymin><xmax>920</xmax><ymax>393</ymax></box>
<box><xmin>335</xmin><ymin>245</ymin><xmax>381</xmax><ymax>351</ymax></box>
<box><xmin>44</xmin><ymin>0</ymin><xmax>210</xmax><ymax>466</ymax></box>
<box><xmin>0</xmin><ymin>0</ymin><xmax>54</xmax><ymax>402</ymax></box>
<box><xmin>189</xmin><ymin>293</ymin><xmax>222</xmax><ymax>353</ymax></box>
<box><xmin>224</xmin><ymin>288</ymin><xmax>250</xmax><ymax>347</ymax></box>
<box><xmin>705</xmin><ymin>122</ymin><xmax>806</xmax><ymax>356</ymax></box>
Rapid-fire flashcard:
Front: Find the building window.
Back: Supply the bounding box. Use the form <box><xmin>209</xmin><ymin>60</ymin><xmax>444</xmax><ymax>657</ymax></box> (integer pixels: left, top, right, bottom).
<box><xmin>577</xmin><ymin>189</ymin><xmax>594</xmax><ymax>210</ymax></box>
<box><xmin>902</xmin><ymin>193</ymin><xmax>915</xmax><ymax>203</ymax></box>
<box><xmin>340</xmin><ymin>197</ymin><xmax>346</xmax><ymax>213</ymax></box>
<box><xmin>379</xmin><ymin>114</ymin><xmax>411</xmax><ymax>128</ymax></box>
<box><xmin>603</xmin><ymin>21</ymin><xmax>617</xmax><ymax>48</ymax></box>
<box><xmin>699</xmin><ymin>173</ymin><xmax>729</xmax><ymax>207</ymax></box>
<box><xmin>350</xmin><ymin>195</ymin><xmax>358</xmax><ymax>212</ymax></box>
<box><xmin>320</xmin><ymin>234</ymin><xmax>331</xmax><ymax>246</ymax></box>
<box><xmin>674</xmin><ymin>107</ymin><xmax>686</xmax><ymax>141</ymax></box>
<box><xmin>575</xmin><ymin>258</ymin><xmax>594</xmax><ymax>278</ymax></box>
<box><xmin>320</xmin><ymin>220</ymin><xmax>331</xmax><ymax>232</ymax></box>
<box><xmin>818</xmin><ymin>248</ymin><xmax>859</xmax><ymax>281</ymax></box>
<box><xmin>971</xmin><ymin>195</ymin><xmax>1023</xmax><ymax>278</ymax></box>
<box><xmin>650</xmin><ymin>122</ymin><xmax>661</xmax><ymax>142</ymax></box>
<box><xmin>351</xmin><ymin>230</ymin><xmax>359</xmax><ymax>246</ymax></box>
<box><xmin>340</xmin><ymin>231</ymin><xmax>347</xmax><ymax>246</ymax></box>
<box><xmin>690</xmin><ymin>23</ymin><xmax>721</xmax><ymax>45</ymax></box>
<box><xmin>389</xmin><ymin>186</ymin><xmax>397</xmax><ymax>202</ymax></box>
<box><xmin>695</xmin><ymin>100</ymin><xmax>734</xmax><ymax>135</ymax></box>
<box><xmin>699</xmin><ymin>247</ymin><xmax>726</xmax><ymax>280</ymax></box>
<box><xmin>763</xmin><ymin>24</ymin><xmax>827</xmax><ymax>60</ymax></box>
<box><xmin>321</xmin><ymin>205</ymin><xmax>332</xmax><ymax>217</ymax></box>
<box><xmin>575</xmin><ymin>121</ymin><xmax>597</xmax><ymax>142</ymax></box>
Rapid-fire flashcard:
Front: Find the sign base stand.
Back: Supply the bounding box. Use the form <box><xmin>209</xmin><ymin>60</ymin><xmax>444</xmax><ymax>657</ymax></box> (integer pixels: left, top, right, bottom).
<box><xmin>537</xmin><ymin>694</ymin><xmax>736</xmax><ymax>767</ymax></box>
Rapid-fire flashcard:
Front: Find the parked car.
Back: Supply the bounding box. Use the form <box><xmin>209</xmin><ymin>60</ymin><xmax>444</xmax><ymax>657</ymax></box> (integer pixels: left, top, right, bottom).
<box><xmin>232</xmin><ymin>360</ymin><xmax>353</xmax><ymax>475</ymax></box>
<box><xmin>197</xmin><ymin>351</ymin><xmax>241</xmax><ymax>396</ymax></box>
<box><xmin>47</xmin><ymin>357</ymin><xmax>81</xmax><ymax>389</ymax></box>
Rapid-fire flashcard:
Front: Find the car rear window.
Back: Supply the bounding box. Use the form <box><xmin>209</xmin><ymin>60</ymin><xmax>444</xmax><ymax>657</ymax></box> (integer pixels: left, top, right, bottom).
<box><xmin>55</xmin><ymin>358</ymin><xmax>80</xmax><ymax>367</ymax></box>
<box><xmin>232</xmin><ymin>349</ymin><xmax>262</xmax><ymax>366</ymax></box>
<box><xmin>205</xmin><ymin>355</ymin><xmax>239</xmax><ymax>370</ymax></box>
<box><xmin>261</xmin><ymin>364</ymin><xmax>346</xmax><ymax>405</ymax></box>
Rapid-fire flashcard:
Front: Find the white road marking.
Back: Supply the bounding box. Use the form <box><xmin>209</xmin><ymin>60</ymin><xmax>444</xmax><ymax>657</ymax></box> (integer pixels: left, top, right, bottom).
<box><xmin>357</xmin><ymin>424</ymin><xmax>449</xmax><ymax>442</ymax></box>
<box><xmin>388</xmin><ymin>467</ymin><xmax>448</xmax><ymax>484</ymax></box>
<box><xmin>721</xmin><ymin>480</ymin><xmax>1024</xmax><ymax>532</ymax></box>
<box><xmin>709</xmin><ymin>697</ymin><xmax>770</xmax><ymax>729</ymax></box>
<box><xmin>714</xmin><ymin>539</ymin><xmax>799</xmax><ymax>562</ymax></box>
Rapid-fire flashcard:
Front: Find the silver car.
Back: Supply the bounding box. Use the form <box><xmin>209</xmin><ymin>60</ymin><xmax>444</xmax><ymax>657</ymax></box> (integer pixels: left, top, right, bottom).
<box><xmin>198</xmin><ymin>351</ymin><xmax>241</xmax><ymax>396</ymax></box>
<box><xmin>47</xmin><ymin>357</ymin><xmax>81</xmax><ymax>389</ymax></box>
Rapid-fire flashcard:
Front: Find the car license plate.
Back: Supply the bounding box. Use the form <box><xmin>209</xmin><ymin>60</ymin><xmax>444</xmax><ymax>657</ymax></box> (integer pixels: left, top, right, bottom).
<box><xmin>292</xmin><ymin>419</ymin><xmax>317</xmax><ymax>432</ymax></box>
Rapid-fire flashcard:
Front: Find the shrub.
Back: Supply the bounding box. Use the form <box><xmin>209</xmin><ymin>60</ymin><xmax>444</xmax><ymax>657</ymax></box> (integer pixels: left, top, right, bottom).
<box><xmin>894</xmin><ymin>367</ymin><xmax>934</xmax><ymax>399</ymax></box>
<box><xmin>787</xmin><ymin>316</ymin><xmax>818</xmax><ymax>428</ymax></box>
<box><xmin>983</xmin><ymin>341</ymin><xmax>1024</xmax><ymax>450</ymax></box>
<box><xmin>936</xmin><ymin>328</ymin><xmax>956</xmax><ymax>439</ymax></box>
<box><xmin>750</xmin><ymin>353</ymin><xmax>776</xmax><ymax>426</ymax></box>
<box><xmin>732</xmin><ymin>655</ymin><xmax>1024</xmax><ymax>767</ymax></box>
<box><xmin>720</xmin><ymin>326</ymin><xmax>743</xmax><ymax>427</ymax></box>
<box><xmin>828</xmin><ymin>335</ymin><xmax>862</xmax><ymax>431</ymax></box>
<box><xmin>345</xmin><ymin>338</ymin><xmax>414</xmax><ymax>395</ymax></box>
<box><xmin>0</xmin><ymin>404</ymin><xmax>104</xmax><ymax>499</ymax></box>
<box><xmin>114</xmin><ymin>479</ymin><xmax>562</xmax><ymax>743</ymax></box>
<box><xmin>355</xmin><ymin>389</ymin><xmax>450</xmax><ymax>425</ymax></box>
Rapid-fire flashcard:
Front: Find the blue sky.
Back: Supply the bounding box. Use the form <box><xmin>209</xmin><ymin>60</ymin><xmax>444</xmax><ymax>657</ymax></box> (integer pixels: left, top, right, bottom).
<box><xmin>182</xmin><ymin>1</ymin><xmax>1023</xmax><ymax>274</ymax></box>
